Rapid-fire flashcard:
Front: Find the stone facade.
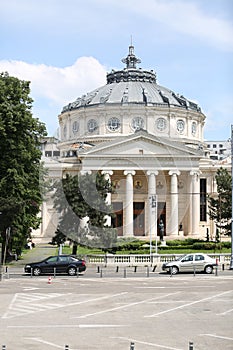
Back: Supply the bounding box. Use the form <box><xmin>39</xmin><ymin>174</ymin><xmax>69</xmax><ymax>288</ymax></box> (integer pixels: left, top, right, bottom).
<box><xmin>34</xmin><ymin>46</ymin><xmax>232</xmax><ymax>241</ymax></box>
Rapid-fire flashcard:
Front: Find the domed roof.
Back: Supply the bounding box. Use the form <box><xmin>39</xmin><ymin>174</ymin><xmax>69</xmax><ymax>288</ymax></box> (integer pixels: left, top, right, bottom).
<box><xmin>62</xmin><ymin>45</ymin><xmax>201</xmax><ymax>114</ymax></box>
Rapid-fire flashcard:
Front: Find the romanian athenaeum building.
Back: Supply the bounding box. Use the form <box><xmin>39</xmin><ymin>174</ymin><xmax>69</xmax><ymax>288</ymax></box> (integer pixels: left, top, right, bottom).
<box><xmin>36</xmin><ymin>45</ymin><xmax>231</xmax><ymax>242</ymax></box>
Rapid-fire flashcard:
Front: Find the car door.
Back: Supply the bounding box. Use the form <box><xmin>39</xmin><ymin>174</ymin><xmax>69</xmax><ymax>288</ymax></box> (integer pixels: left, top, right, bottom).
<box><xmin>42</xmin><ymin>256</ymin><xmax>58</xmax><ymax>274</ymax></box>
<box><xmin>56</xmin><ymin>256</ymin><xmax>69</xmax><ymax>273</ymax></box>
<box><xmin>179</xmin><ymin>254</ymin><xmax>194</xmax><ymax>272</ymax></box>
<box><xmin>194</xmin><ymin>254</ymin><xmax>205</xmax><ymax>272</ymax></box>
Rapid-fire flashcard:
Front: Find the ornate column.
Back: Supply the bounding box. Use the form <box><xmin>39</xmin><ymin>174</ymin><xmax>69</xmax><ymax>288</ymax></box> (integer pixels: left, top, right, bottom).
<box><xmin>147</xmin><ymin>171</ymin><xmax>158</xmax><ymax>238</ymax></box>
<box><xmin>167</xmin><ymin>170</ymin><xmax>180</xmax><ymax>235</ymax></box>
<box><xmin>190</xmin><ymin>171</ymin><xmax>200</xmax><ymax>235</ymax></box>
<box><xmin>187</xmin><ymin>175</ymin><xmax>193</xmax><ymax>235</ymax></box>
<box><xmin>101</xmin><ymin>170</ymin><xmax>113</xmax><ymax>227</ymax></box>
<box><xmin>123</xmin><ymin>170</ymin><xmax>135</xmax><ymax>236</ymax></box>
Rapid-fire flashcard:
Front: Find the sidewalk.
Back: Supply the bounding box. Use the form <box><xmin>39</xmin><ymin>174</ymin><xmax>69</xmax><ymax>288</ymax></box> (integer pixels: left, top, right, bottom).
<box><xmin>6</xmin><ymin>241</ymin><xmax>57</xmax><ymax>271</ymax></box>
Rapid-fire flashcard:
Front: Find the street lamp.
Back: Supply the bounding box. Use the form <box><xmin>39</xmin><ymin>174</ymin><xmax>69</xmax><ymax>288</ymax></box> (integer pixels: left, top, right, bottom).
<box><xmin>230</xmin><ymin>124</ymin><xmax>233</xmax><ymax>269</ymax></box>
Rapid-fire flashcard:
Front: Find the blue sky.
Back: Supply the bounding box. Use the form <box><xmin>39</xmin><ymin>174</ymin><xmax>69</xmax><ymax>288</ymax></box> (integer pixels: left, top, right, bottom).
<box><xmin>0</xmin><ymin>0</ymin><xmax>232</xmax><ymax>140</ymax></box>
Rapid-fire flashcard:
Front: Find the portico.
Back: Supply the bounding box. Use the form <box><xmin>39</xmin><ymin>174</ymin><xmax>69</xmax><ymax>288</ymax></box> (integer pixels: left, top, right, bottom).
<box><xmin>48</xmin><ymin>44</ymin><xmax>210</xmax><ymax>241</ymax></box>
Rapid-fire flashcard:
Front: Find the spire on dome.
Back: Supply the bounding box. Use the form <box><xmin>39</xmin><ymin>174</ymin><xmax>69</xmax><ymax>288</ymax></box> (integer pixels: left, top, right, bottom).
<box><xmin>122</xmin><ymin>42</ymin><xmax>141</xmax><ymax>69</ymax></box>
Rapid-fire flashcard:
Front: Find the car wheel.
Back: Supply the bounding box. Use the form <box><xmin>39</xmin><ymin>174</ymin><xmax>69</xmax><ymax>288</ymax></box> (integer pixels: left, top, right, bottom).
<box><xmin>33</xmin><ymin>267</ymin><xmax>41</xmax><ymax>276</ymax></box>
<box><xmin>171</xmin><ymin>266</ymin><xmax>179</xmax><ymax>275</ymax></box>
<box><xmin>68</xmin><ymin>267</ymin><xmax>77</xmax><ymax>276</ymax></box>
<box><xmin>204</xmin><ymin>265</ymin><xmax>213</xmax><ymax>274</ymax></box>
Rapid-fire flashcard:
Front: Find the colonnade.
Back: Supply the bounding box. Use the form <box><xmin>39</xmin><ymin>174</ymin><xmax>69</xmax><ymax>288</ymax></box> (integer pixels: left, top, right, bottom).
<box><xmin>99</xmin><ymin>169</ymin><xmax>200</xmax><ymax>237</ymax></box>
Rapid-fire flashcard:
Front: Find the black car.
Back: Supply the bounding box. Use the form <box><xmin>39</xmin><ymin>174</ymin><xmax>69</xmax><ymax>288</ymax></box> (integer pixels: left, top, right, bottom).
<box><xmin>24</xmin><ymin>255</ymin><xmax>86</xmax><ymax>276</ymax></box>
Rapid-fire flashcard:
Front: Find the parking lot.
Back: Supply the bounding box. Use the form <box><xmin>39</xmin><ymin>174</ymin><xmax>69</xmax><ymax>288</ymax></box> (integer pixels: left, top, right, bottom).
<box><xmin>0</xmin><ymin>267</ymin><xmax>233</xmax><ymax>350</ymax></box>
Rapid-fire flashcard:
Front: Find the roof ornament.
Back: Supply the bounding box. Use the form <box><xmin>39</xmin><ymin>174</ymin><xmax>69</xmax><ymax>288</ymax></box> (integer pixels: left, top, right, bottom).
<box><xmin>122</xmin><ymin>40</ymin><xmax>141</xmax><ymax>69</ymax></box>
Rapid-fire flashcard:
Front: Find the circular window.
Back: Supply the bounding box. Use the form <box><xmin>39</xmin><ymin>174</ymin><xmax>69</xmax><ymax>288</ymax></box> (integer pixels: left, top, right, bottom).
<box><xmin>87</xmin><ymin>119</ymin><xmax>98</xmax><ymax>133</ymax></box>
<box><xmin>191</xmin><ymin>122</ymin><xmax>197</xmax><ymax>135</ymax></box>
<box><xmin>177</xmin><ymin>119</ymin><xmax>185</xmax><ymax>133</ymax></box>
<box><xmin>131</xmin><ymin>117</ymin><xmax>144</xmax><ymax>131</ymax></box>
<box><xmin>156</xmin><ymin>117</ymin><xmax>167</xmax><ymax>131</ymax></box>
<box><xmin>72</xmin><ymin>121</ymin><xmax>79</xmax><ymax>133</ymax></box>
<box><xmin>107</xmin><ymin>117</ymin><xmax>121</xmax><ymax>131</ymax></box>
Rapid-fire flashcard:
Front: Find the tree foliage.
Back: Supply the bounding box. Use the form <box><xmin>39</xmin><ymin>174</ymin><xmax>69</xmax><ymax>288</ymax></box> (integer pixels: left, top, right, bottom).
<box><xmin>208</xmin><ymin>167</ymin><xmax>232</xmax><ymax>236</ymax></box>
<box><xmin>52</xmin><ymin>172</ymin><xmax>117</xmax><ymax>250</ymax></box>
<box><xmin>0</xmin><ymin>72</ymin><xmax>47</xmax><ymax>254</ymax></box>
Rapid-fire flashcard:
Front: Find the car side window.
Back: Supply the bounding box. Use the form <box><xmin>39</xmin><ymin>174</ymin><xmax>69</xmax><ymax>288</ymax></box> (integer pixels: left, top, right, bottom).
<box><xmin>58</xmin><ymin>256</ymin><xmax>68</xmax><ymax>263</ymax></box>
<box><xmin>47</xmin><ymin>257</ymin><xmax>58</xmax><ymax>263</ymax></box>
<box><xmin>182</xmin><ymin>255</ymin><xmax>193</xmax><ymax>262</ymax></box>
<box><xmin>195</xmin><ymin>255</ymin><xmax>204</xmax><ymax>261</ymax></box>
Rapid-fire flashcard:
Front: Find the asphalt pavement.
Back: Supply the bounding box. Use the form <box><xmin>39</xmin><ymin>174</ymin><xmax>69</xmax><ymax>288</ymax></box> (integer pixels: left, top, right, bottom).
<box><xmin>1</xmin><ymin>241</ymin><xmax>233</xmax><ymax>349</ymax></box>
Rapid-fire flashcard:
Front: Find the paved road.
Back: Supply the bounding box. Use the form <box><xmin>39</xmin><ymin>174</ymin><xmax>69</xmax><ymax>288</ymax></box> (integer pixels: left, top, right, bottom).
<box><xmin>1</xmin><ymin>245</ymin><xmax>233</xmax><ymax>349</ymax></box>
<box><xmin>1</xmin><ymin>268</ymin><xmax>233</xmax><ymax>349</ymax></box>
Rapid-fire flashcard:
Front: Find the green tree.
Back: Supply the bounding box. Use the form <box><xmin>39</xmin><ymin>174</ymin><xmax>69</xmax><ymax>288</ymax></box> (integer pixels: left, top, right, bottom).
<box><xmin>0</xmin><ymin>72</ymin><xmax>47</xmax><ymax>257</ymax></box>
<box><xmin>52</xmin><ymin>172</ymin><xmax>117</xmax><ymax>251</ymax></box>
<box><xmin>208</xmin><ymin>167</ymin><xmax>232</xmax><ymax>237</ymax></box>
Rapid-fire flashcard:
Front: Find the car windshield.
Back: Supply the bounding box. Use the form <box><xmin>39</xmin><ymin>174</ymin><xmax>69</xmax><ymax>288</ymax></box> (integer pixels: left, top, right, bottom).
<box><xmin>177</xmin><ymin>255</ymin><xmax>185</xmax><ymax>261</ymax></box>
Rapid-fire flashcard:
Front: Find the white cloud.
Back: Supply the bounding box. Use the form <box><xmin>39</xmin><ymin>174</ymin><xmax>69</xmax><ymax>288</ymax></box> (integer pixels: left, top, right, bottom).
<box><xmin>1</xmin><ymin>0</ymin><xmax>232</xmax><ymax>52</ymax></box>
<box><xmin>97</xmin><ymin>0</ymin><xmax>233</xmax><ymax>51</ymax></box>
<box><xmin>0</xmin><ymin>57</ymin><xmax>107</xmax><ymax>135</ymax></box>
<box><xmin>0</xmin><ymin>57</ymin><xmax>107</xmax><ymax>106</ymax></box>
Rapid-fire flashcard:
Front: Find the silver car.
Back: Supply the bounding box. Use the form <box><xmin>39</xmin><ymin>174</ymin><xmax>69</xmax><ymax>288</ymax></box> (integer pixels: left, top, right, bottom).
<box><xmin>162</xmin><ymin>253</ymin><xmax>217</xmax><ymax>275</ymax></box>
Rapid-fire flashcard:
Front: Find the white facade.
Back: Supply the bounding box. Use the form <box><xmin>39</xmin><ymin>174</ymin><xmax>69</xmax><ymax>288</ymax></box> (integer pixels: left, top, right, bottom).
<box><xmin>35</xmin><ymin>46</ymin><xmax>231</xmax><ymax>241</ymax></box>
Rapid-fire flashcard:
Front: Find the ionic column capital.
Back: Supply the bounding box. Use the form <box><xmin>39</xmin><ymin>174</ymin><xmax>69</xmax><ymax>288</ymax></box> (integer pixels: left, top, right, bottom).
<box><xmin>169</xmin><ymin>170</ymin><xmax>181</xmax><ymax>176</ymax></box>
<box><xmin>124</xmin><ymin>170</ymin><xmax>136</xmax><ymax>176</ymax></box>
<box><xmin>101</xmin><ymin>170</ymin><xmax>113</xmax><ymax>176</ymax></box>
<box><xmin>147</xmin><ymin>170</ymin><xmax>159</xmax><ymax>176</ymax></box>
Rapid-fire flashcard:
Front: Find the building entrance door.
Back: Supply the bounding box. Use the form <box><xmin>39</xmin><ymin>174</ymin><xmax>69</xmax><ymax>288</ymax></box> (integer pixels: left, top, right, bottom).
<box><xmin>133</xmin><ymin>202</ymin><xmax>145</xmax><ymax>236</ymax></box>
<box><xmin>112</xmin><ymin>202</ymin><xmax>123</xmax><ymax>236</ymax></box>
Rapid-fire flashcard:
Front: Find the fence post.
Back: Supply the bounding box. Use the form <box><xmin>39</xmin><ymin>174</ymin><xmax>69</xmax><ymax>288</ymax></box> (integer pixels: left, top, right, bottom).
<box><xmin>170</xmin><ymin>266</ymin><xmax>173</xmax><ymax>277</ymax></box>
<box><xmin>53</xmin><ymin>267</ymin><xmax>56</xmax><ymax>278</ymax></box>
<box><xmin>124</xmin><ymin>267</ymin><xmax>126</xmax><ymax>278</ymax></box>
<box><xmin>189</xmin><ymin>341</ymin><xmax>194</xmax><ymax>350</ymax></box>
<box><xmin>146</xmin><ymin>266</ymin><xmax>149</xmax><ymax>277</ymax></box>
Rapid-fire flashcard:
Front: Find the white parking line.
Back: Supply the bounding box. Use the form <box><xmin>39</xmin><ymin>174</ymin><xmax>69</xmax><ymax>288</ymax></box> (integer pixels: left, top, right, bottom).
<box><xmin>200</xmin><ymin>334</ymin><xmax>233</xmax><ymax>341</ymax></box>
<box><xmin>73</xmin><ymin>292</ymin><xmax>179</xmax><ymax>319</ymax></box>
<box><xmin>115</xmin><ymin>337</ymin><xmax>182</xmax><ymax>350</ymax></box>
<box><xmin>217</xmin><ymin>308</ymin><xmax>233</xmax><ymax>315</ymax></box>
<box><xmin>24</xmin><ymin>337</ymin><xmax>78</xmax><ymax>350</ymax></box>
<box><xmin>2</xmin><ymin>291</ymin><xmax>128</xmax><ymax>319</ymax></box>
<box><xmin>145</xmin><ymin>290</ymin><xmax>232</xmax><ymax>317</ymax></box>
<box><xmin>9</xmin><ymin>324</ymin><xmax>127</xmax><ymax>329</ymax></box>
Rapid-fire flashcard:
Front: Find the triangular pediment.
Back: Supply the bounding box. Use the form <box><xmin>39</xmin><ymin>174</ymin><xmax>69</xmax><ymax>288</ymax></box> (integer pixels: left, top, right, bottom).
<box><xmin>83</xmin><ymin>130</ymin><xmax>202</xmax><ymax>158</ymax></box>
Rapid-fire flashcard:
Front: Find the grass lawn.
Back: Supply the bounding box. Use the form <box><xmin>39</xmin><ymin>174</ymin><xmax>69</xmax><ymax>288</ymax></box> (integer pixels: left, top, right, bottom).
<box><xmin>60</xmin><ymin>245</ymin><xmax>231</xmax><ymax>256</ymax></box>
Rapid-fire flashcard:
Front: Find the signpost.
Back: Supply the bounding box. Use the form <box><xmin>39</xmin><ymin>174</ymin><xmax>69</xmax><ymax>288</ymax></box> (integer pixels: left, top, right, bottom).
<box><xmin>149</xmin><ymin>194</ymin><xmax>158</xmax><ymax>258</ymax></box>
<box><xmin>230</xmin><ymin>124</ymin><xmax>233</xmax><ymax>269</ymax></box>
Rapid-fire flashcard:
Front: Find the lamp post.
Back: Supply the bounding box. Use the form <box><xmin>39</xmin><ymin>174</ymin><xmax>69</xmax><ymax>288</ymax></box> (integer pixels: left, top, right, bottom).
<box><xmin>230</xmin><ymin>124</ymin><xmax>233</xmax><ymax>269</ymax></box>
